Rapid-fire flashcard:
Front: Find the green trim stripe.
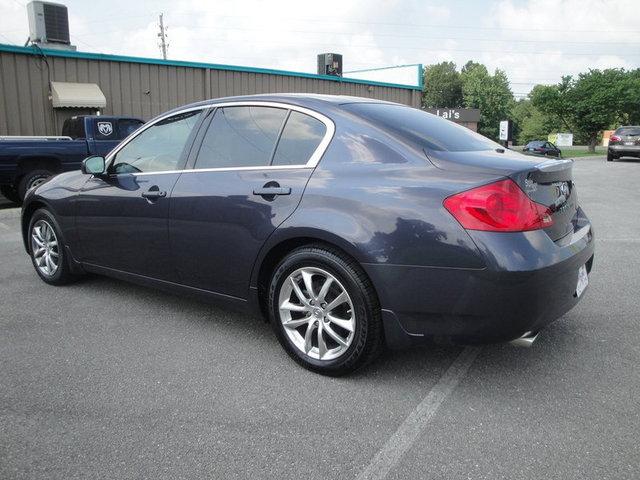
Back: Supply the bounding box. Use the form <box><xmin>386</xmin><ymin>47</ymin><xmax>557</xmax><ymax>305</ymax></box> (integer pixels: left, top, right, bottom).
<box><xmin>0</xmin><ymin>43</ymin><xmax>422</xmax><ymax>91</ymax></box>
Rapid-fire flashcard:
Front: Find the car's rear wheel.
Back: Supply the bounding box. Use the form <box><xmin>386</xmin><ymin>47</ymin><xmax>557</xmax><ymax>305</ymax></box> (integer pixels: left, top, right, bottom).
<box><xmin>607</xmin><ymin>152</ymin><xmax>615</xmax><ymax>162</ymax></box>
<box><xmin>268</xmin><ymin>245</ymin><xmax>383</xmax><ymax>376</ymax></box>
<box><xmin>18</xmin><ymin>169</ymin><xmax>54</xmax><ymax>201</ymax></box>
<box><xmin>28</xmin><ymin>209</ymin><xmax>77</xmax><ymax>285</ymax></box>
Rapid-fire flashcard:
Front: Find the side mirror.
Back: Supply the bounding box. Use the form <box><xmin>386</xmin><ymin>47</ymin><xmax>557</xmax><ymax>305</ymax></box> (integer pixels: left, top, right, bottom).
<box><xmin>81</xmin><ymin>156</ymin><xmax>106</xmax><ymax>175</ymax></box>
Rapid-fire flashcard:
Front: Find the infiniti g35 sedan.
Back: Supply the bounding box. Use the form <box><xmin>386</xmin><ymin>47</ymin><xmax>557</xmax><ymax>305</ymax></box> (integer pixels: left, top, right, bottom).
<box><xmin>21</xmin><ymin>94</ymin><xmax>594</xmax><ymax>375</ymax></box>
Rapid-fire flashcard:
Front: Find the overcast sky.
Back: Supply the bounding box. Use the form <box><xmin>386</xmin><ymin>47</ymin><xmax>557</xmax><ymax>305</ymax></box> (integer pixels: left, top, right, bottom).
<box><xmin>1</xmin><ymin>0</ymin><xmax>639</xmax><ymax>97</ymax></box>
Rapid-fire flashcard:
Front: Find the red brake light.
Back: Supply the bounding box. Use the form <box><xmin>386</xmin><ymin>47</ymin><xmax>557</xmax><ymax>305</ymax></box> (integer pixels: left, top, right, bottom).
<box><xmin>443</xmin><ymin>179</ymin><xmax>554</xmax><ymax>232</ymax></box>
<box><xmin>610</xmin><ymin>135</ymin><xmax>621</xmax><ymax>143</ymax></box>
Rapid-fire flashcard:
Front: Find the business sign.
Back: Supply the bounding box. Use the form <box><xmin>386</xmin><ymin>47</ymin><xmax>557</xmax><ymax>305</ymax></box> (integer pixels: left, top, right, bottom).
<box><xmin>499</xmin><ymin>120</ymin><xmax>510</xmax><ymax>141</ymax></box>
<box><xmin>548</xmin><ymin>132</ymin><xmax>573</xmax><ymax>147</ymax></box>
<box><xmin>424</xmin><ymin>108</ymin><xmax>480</xmax><ymax>122</ymax></box>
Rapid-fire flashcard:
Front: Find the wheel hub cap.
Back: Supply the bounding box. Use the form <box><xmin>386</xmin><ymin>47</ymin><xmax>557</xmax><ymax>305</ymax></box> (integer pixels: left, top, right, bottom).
<box><xmin>278</xmin><ymin>266</ymin><xmax>356</xmax><ymax>361</ymax></box>
<box><xmin>30</xmin><ymin>219</ymin><xmax>60</xmax><ymax>277</ymax></box>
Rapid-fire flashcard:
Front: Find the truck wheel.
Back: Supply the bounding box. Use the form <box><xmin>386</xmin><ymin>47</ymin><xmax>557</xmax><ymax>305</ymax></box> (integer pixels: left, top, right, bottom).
<box><xmin>0</xmin><ymin>185</ymin><xmax>21</xmax><ymax>204</ymax></box>
<box><xmin>18</xmin><ymin>169</ymin><xmax>54</xmax><ymax>200</ymax></box>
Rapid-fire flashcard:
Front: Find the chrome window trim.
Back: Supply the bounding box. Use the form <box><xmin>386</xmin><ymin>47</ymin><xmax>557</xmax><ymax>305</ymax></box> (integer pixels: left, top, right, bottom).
<box><xmin>105</xmin><ymin>101</ymin><xmax>335</xmax><ymax>175</ymax></box>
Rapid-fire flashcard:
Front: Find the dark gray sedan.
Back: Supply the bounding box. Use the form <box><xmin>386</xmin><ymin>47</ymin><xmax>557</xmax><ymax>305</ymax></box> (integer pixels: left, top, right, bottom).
<box><xmin>607</xmin><ymin>126</ymin><xmax>640</xmax><ymax>161</ymax></box>
<box><xmin>21</xmin><ymin>94</ymin><xmax>595</xmax><ymax>375</ymax></box>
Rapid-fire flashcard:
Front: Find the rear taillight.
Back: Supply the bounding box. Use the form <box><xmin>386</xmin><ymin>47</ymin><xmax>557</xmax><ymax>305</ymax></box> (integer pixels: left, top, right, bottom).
<box><xmin>443</xmin><ymin>179</ymin><xmax>554</xmax><ymax>232</ymax></box>
<box><xmin>610</xmin><ymin>135</ymin><xmax>621</xmax><ymax>143</ymax></box>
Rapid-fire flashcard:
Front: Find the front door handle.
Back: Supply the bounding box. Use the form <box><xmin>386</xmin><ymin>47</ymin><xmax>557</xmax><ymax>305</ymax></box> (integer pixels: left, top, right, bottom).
<box><xmin>141</xmin><ymin>189</ymin><xmax>167</xmax><ymax>199</ymax></box>
<box><xmin>253</xmin><ymin>186</ymin><xmax>291</xmax><ymax>196</ymax></box>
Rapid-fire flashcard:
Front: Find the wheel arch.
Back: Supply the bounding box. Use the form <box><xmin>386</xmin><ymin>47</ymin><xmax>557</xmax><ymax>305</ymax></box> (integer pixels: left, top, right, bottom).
<box><xmin>250</xmin><ymin>228</ymin><xmax>376</xmax><ymax>320</ymax></box>
<box><xmin>21</xmin><ymin>199</ymin><xmax>54</xmax><ymax>253</ymax></box>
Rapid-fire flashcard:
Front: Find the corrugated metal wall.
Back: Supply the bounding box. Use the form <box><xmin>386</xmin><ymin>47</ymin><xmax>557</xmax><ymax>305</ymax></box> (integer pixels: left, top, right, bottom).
<box><xmin>0</xmin><ymin>49</ymin><xmax>422</xmax><ymax>136</ymax></box>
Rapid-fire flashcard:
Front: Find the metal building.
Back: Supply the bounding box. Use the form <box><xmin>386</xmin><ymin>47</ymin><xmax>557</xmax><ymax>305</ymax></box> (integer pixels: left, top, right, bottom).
<box><xmin>0</xmin><ymin>44</ymin><xmax>423</xmax><ymax>136</ymax></box>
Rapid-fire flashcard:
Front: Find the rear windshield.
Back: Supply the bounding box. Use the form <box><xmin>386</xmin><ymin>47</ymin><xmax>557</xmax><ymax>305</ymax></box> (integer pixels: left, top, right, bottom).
<box><xmin>343</xmin><ymin>103</ymin><xmax>500</xmax><ymax>152</ymax></box>
<box><xmin>616</xmin><ymin>127</ymin><xmax>640</xmax><ymax>136</ymax></box>
<box><xmin>527</xmin><ymin>141</ymin><xmax>544</xmax><ymax>147</ymax></box>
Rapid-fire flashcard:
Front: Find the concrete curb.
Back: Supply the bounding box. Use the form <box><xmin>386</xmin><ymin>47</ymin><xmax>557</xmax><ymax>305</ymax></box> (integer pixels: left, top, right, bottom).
<box><xmin>0</xmin><ymin>208</ymin><xmax>21</xmax><ymax>219</ymax></box>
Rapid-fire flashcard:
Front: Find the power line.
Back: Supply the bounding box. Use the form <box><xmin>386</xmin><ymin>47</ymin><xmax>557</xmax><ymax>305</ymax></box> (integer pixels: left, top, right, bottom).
<box><xmin>166</xmin><ymin>12</ymin><xmax>640</xmax><ymax>35</ymax></box>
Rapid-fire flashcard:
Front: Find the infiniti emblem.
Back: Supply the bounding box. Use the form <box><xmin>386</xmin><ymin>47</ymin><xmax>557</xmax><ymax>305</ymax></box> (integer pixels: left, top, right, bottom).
<box><xmin>555</xmin><ymin>182</ymin><xmax>569</xmax><ymax>197</ymax></box>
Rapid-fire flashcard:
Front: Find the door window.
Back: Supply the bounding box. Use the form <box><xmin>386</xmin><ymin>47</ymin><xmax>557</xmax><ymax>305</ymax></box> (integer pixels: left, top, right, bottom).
<box><xmin>110</xmin><ymin>110</ymin><xmax>202</xmax><ymax>174</ymax></box>
<box><xmin>194</xmin><ymin>106</ymin><xmax>287</xmax><ymax>169</ymax></box>
<box><xmin>271</xmin><ymin>111</ymin><xmax>326</xmax><ymax>166</ymax></box>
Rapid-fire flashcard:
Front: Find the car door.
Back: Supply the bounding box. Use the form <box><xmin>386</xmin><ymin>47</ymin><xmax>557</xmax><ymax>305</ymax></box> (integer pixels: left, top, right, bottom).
<box><xmin>169</xmin><ymin>103</ymin><xmax>332</xmax><ymax>299</ymax></box>
<box><xmin>75</xmin><ymin>108</ymin><xmax>206</xmax><ymax>280</ymax></box>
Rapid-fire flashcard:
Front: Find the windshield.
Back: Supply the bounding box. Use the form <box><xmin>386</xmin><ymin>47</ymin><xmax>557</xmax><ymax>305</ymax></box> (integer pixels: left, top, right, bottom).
<box><xmin>343</xmin><ymin>103</ymin><xmax>501</xmax><ymax>152</ymax></box>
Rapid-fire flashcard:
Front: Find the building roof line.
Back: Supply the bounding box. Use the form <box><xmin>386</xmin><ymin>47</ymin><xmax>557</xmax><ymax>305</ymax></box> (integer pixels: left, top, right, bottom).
<box><xmin>0</xmin><ymin>43</ymin><xmax>423</xmax><ymax>91</ymax></box>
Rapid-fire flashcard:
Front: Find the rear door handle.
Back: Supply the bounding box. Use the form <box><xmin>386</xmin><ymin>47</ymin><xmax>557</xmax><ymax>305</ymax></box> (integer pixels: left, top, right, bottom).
<box><xmin>141</xmin><ymin>190</ymin><xmax>167</xmax><ymax>199</ymax></box>
<box><xmin>253</xmin><ymin>187</ymin><xmax>291</xmax><ymax>196</ymax></box>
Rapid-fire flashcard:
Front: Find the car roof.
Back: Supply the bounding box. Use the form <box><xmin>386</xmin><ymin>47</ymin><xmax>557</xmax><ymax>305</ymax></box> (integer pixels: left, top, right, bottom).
<box><xmin>162</xmin><ymin>93</ymin><xmax>399</xmax><ymax>118</ymax></box>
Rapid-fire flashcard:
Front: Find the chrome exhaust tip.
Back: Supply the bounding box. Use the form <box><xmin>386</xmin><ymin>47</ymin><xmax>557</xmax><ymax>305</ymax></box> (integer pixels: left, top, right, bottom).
<box><xmin>509</xmin><ymin>331</ymin><xmax>539</xmax><ymax>348</ymax></box>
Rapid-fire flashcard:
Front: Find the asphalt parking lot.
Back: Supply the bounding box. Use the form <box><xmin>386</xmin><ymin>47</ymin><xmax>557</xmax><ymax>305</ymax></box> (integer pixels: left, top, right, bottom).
<box><xmin>1</xmin><ymin>156</ymin><xmax>639</xmax><ymax>479</ymax></box>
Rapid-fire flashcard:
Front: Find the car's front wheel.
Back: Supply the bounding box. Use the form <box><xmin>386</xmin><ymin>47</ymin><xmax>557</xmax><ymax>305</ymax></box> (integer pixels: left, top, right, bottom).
<box><xmin>28</xmin><ymin>208</ymin><xmax>77</xmax><ymax>285</ymax></box>
<box><xmin>607</xmin><ymin>152</ymin><xmax>616</xmax><ymax>162</ymax></box>
<box><xmin>269</xmin><ymin>245</ymin><xmax>383</xmax><ymax>376</ymax></box>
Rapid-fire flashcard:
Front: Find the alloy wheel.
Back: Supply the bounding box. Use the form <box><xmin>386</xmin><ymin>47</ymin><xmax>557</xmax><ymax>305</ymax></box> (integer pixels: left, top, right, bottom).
<box><xmin>278</xmin><ymin>266</ymin><xmax>356</xmax><ymax>361</ymax></box>
<box><xmin>31</xmin><ymin>219</ymin><xmax>60</xmax><ymax>277</ymax></box>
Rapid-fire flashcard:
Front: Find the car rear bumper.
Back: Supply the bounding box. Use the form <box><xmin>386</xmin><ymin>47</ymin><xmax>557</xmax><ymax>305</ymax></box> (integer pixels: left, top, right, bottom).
<box><xmin>608</xmin><ymin>145</ymin><xmax>640</xmax><ymax>156</ymax></box>
<box><xmin>365</xmin><ymin>209</ymin><xmax>595</xmax><ymax>348</ymax></box>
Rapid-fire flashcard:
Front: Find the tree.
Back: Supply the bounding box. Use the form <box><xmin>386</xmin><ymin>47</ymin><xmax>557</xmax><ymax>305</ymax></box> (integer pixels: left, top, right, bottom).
<box><xmin>460</xmin><ymin>63</ymin><xmax>513</xmax><ymax>140</ymax></box>
<box><xmin>422</xmin><ymin>62</ymin><xmax>463</xmax><ymax>108</ymax></box>
<box><xmin>531</xmin><ymin>69</ymin><xmax>635</xmax><ymax>151</ymax></box>
<box><xmin>510</xmin><ymin>98</ymin><xmax>563</xmax><ymax>145</ymax></box>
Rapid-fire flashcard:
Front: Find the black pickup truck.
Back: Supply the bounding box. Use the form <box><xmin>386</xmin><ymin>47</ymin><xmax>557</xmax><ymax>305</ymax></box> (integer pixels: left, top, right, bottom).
<box><xmin>0</xmin><ymin>115</ymin><xmax>144</xmax><ymax>203</ymax></box>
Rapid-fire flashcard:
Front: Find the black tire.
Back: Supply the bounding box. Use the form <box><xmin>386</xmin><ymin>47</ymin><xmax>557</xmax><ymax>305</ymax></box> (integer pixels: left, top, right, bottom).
<box><xmin>607</xmin><ymin>152</ymin><xmax>615</xmax><ymax>162</ymax></box>
<box><xmin>27</xmin><ymin>208</ymin><xmax>77</xmax><ymax>285</ymax></box>
<box><xmin>0</xmin><ymin>185</ymin><xmax>21</xmax><ymax>204</ymax></box>
<box><xmin>268</xmin><ymin>244</ymin><xmax>383</xmax><ymax>376</ymax></box>
<box><xmin>18</xmin><ymin>169</ymin><xmax>54</xmax><ymax>201</ymax></box>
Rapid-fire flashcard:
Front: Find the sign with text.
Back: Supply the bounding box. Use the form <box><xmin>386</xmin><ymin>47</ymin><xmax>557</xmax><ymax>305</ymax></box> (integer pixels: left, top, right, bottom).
<box><xmin>424</xmin><ymin>108</ymin><xmax>480</xmax><ymax>122</ymax></box>
<box><xmin>548</xmin><ymin>132</ymin><xmax>574</xmax><ymax>147</ymax></box>
<box><xmin>499</xmin><ymin>120</ymin><xmax>510</xmax><ymax>141</ymax></box>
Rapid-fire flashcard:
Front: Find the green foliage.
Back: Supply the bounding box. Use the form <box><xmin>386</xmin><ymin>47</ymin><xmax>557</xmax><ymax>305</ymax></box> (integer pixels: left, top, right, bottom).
<box><xmin>420</xmin><ymin>60</ymin><xmax>640</xmax><ymax>148</ymax></box>
<box><xmin>531</xmin><ymin>69</ymin><xmax>640</xmax><ymax>150</ymax></box>
<box><xmin>422</xmin><ymin>62</ymin><xmax>463</xmax><ymax>108</ymax></box>
<box><xmin>460</xmin><ymin>63</ymin><xmax>512</xmax><ymax>140</ymax></box>
<box><xmin>509</xmin><ymin>98</ymin><xmax>563</xmax><ymax>145</ymax></box>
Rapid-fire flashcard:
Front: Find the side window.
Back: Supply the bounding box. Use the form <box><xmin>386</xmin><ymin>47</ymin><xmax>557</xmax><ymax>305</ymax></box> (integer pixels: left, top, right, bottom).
<box><xmin>272</xmin><ymin>111</ymin><xmax>326</xmax><ymax>166</ymax></box>
<box><xmin>94</xmin><ymin>120</ymin><xmax>117</xmax><ymax>140</ymax></box>
<box><xmin>110</xmin><ymin>110</ymin><xmax>202</xmax><ymax>174</ymax></box>
<box><xmin>117</xmin><ymin>119</ymin><xmax>144</xmax><ymax>140</ymax></box>
<box><xmin>195</xmin><ymin>106</ymin><xmax>287</xmax><ymax>169</ymax></box>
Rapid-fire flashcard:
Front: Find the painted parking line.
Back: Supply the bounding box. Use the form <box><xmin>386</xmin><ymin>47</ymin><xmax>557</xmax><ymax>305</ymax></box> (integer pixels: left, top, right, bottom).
<box><xmin>356</xmin><ymin>346</ymin><xmax>481</xmax><ymax>480</ymax></box>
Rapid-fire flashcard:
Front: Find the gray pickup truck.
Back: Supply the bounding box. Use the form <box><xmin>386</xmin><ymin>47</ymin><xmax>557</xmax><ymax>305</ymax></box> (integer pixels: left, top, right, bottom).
<box><xmin>0</xmin><ymin>115</ymin><xmax>143</xmax><ymax>203</ymax></box>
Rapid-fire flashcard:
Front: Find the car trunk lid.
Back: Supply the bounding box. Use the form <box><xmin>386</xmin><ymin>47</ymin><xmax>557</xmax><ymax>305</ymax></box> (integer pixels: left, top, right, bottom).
<box><xmin>427</xmin><ymin>149</ymin><xmax>577</xmax><ymax>241</ymax></box>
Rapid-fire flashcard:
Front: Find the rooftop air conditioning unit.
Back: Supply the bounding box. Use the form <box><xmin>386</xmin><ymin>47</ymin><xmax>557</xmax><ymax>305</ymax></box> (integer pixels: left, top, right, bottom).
<box><xmin>27</xmin><ymin>1</ymin><xmax>76</xmax><ymax>50</ymax></box>
<box><xmin>317</xmin><ymin>53</ymin><xmax>343</xmax><ymax>77</ymax></box>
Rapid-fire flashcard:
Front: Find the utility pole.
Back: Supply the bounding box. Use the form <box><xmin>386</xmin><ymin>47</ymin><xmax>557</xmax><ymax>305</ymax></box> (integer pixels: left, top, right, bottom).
<box><xmin>158</xmin><ymin>13</ymin><xmax>168</xmax><ymax>60</ymax></box>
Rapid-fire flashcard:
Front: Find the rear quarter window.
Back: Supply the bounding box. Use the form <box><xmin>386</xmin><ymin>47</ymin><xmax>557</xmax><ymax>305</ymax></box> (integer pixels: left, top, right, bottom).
<box><xmin>344</xmin><ymin>103</ymin><xmax>500</xmax><ymax>152</ymax></box>
<box><xmin>271</xmin><ymin>111</ymin><xmax>326</xmax><ymax>166</ymax></box>
<box><xmin>94</xmin><ymin>120</ymin><xmax>117</xmax><ymax>140</ymax></box>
